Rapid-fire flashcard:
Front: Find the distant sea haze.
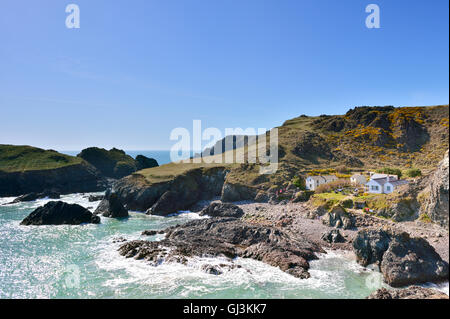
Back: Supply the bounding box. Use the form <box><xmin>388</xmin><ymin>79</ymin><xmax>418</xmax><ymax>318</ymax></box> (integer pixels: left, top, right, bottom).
<box><xmin>60</xmin><ymin>150</ymin><xmax>175</xmax><ymax>166</ymax></box>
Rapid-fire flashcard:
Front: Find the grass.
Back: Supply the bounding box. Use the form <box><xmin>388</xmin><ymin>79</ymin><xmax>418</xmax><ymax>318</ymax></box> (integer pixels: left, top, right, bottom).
<box><xmin>0</xmin><ymin>145</ymin><xmax>82</xmax><ymax>172</ymax></box>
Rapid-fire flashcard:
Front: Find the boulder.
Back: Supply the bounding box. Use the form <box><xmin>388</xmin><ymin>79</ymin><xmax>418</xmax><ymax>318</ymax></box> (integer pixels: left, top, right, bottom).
<box><xmin>367</xmin><ymin>286</ymin><xmax>448</xmax><ymax>299</ymax></box>
<box><xmin>293</xmin><ymin>191</ymin><xmax>314</xmax><ymax>203</ymax></box>
<box><xmin>321</xmin><ymin>229</ymin><xmax>346</xmax><ymax>243</ymax></box>
<box><xmin>94</xmin><ymin>193</ymin><xmax>128</xmax><ymax>218</ymax></box>
<box><xmin>200</xmin><ymin>202</ymin><xmax>244</xmax><ymax>218</ymax></box>
<box><xmin>88</xmin><ymin>194</ymin><xmax>104</xmax><ymax>202</ymax></box>
<box><xmin>380</xmin><ymin>237</ymin><xmax>449</xmax><ymax>287</ymax></box>
<box><xmin>322</xmin><ymin>205</ymin><xmax>355</xmax><ymax>229</ymax></box>
<box><xmin>353</xmin><ymin>228</ymin><xmax>449</xmax><ymax>287</ymax></box>
<box><xmin>20</xmin><ymin>201</ymin><xmax>100</xmax><ymax>225</ymax></box>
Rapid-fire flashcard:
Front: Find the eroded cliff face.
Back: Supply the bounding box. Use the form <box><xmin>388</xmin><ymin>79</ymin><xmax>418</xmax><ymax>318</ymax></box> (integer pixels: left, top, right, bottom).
<box><xmin>114</xmin><ymin>167</ymin><xmax>228</xmax><ymax>214</ymax></box>
<box><xmin>419</xmin><ymin>151</ymin><xmax>449</xmax><ymax>229</ymax></box>
<box><xmin>0</xmin><ymin>163</ymin><xmax>106</xmax><ymax>197</ymax></box>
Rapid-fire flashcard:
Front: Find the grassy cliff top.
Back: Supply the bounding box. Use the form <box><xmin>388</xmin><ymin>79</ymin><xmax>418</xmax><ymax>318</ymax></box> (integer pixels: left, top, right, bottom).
<box><xmin>0</xmin><ymin>145</ymin><xmax>82</xmax><ymax>173</ymax></box>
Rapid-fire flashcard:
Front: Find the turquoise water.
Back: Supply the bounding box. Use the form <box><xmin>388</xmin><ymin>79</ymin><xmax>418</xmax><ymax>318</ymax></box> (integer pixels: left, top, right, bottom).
<box><xmin>0</xmin><ymin>193</ymin><xmax>389</xmax><ymax>299</ymax></box>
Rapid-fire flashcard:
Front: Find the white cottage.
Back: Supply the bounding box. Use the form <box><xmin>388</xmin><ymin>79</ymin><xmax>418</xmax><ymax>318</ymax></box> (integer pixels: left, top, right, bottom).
<box><xmin>350</xmin><ymin>174</ymin><xmax>367</xmax><ymax>185</ymax></box>
<box><xmin>365</xmin><ymin>176</ymin><xmax>408</xmax><ymax>194</ymax></box>
<box><xmin>306</xmin><ymin>175</ymin><xmax>338</xmax><ymax>191</ymax></box>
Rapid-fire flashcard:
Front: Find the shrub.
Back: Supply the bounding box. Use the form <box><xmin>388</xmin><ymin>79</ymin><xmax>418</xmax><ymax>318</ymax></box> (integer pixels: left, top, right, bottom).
<box><xmin>336</xmin><ymin>165</ymin><xmax>350</xmax><ymax>174</ymax></box>
<box><xmin>315</xmin><ymin>179</ymin><xmax>352</xmax><ymax>194</ymax></box>
<box><xmin>405</xmin><ymin>168</ymin><xmax>422</xmax><ymax>178</ymax></box>
<box><xmin>292</xmin><ymin>176</ymin><xmax>306</xmax><ymax>190</ymax></box>
<box><xmin>376</xmin><ymin>167</ymin><xmax>402</xmax><ymax>178</ymax></box>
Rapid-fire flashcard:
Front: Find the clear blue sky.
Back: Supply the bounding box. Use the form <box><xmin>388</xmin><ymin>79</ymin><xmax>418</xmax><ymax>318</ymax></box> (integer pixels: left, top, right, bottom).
<box><xmin>0</xmin><ymin>0</ymin><xmax>448</xmax><ymax>150</ymax></box>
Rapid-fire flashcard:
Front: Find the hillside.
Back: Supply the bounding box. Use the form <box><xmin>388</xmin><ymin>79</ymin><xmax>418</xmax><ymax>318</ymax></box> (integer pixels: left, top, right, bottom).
<box><xmin>0</xmin><ymin>145</ymin><xmax>83</xmax><ymax>172</ymax></box>
<box><xmin>0</xmin><ymin>145</ymin><xmax>105</xmax><ymax>196</ymax></box>
<box><xmin>133</xmin><ymin>105</ymin><xmax>448</xmax><ymax>188</ymax></box>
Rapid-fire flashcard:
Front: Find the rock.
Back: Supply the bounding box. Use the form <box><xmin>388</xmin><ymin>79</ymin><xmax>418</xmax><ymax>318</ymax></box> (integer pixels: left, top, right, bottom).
<box><xmin>141</xmin><ymin>230</ymin><xmax>165</xmax><ymax>236</ymax></box>
<box><xmin>367</xmin><ymin>286</ymin><xmax>448</xmax><ymax>299</ymax></box>
<box><xmin>381</xmin><ymin>237</ymin><xmax>449</xmax><ymax>287</ymax></box>
<box><xmin>119</xmin><ymin>218</ymin><xmax>324</xmax><ymax>279</ymax></box>
<box><xmin>20</xmin><ymin>201</ymin><xmax>100</xmax><ymax>225</ymax></box>
<box><xmin>305</xmin><ymin>205</ymin><xmax>327</xmax><ymax>219</ymax></box>
<box><xmin>322</xmin><ymin>205</ymin><xmax>355</xmax><ymax>230</ymax></box>
<box><xmin>12</xmin><ymin>193</ymin><xmax>40</xmax><ymax>203</ymax></box>
<box><xmin>201</xmin><ymin>264</ymin><xmax>223</xmax><ymax>275</ymax></box>
<box><xmin>200</xmin><ymin>202</ymin><xmax>244</xmax><ymax>218</ymax></box>
<box><xmin>94</xmin><ymin>193</ymin><xmax>128</xmax><ymax>218</ymax></box>
<box><xmin>77</xmin><ymin>147</ymin><xmax>137</xmax><ymax>179</ymax></box>
<box><xmin>339</xmin><ymin>198</ymin><xmax>354</xmax><ymax>209</ymax></box>
<box><xmin>255</xmin><ymin>191</ymin><xmax>269</xmax><ymax>203</ymax></box>
<box><xmin>353</xmin><ymin>228</ymin><xmax>391</xmax><ymax>267</ymax></box>
<box><xmin>88</xmin><ymin>195</ymin><xmax>104</xmax><ymax>202</ymax></box>
<box><xmin>321</xmin><ymin>229</ymin><xmax>346</xmax><ymax>243</ymax></box>
<box><xmin>115</xmin><ymin>167</ymin><xmax>227</xmax><ymax>214</ymax></box>
<box><xmin>0</xmin><ymin>146</ymin><xmax>107</xmax><ymax>197</ymax></box>
<box><xmin>353</xmin><ymin>228</ymin><xmax>449</xmax><ymax>287</ymax></box>
<box><xmin>419</xmin><ymin>151</ymin><xmax>449</xmax><ymax>229</ymax></box>
<box><xmin>135</xmin><ymin>155</ymin><xmax>159</xmax><ymax>171</ymax></box>
<box><xmin>293</xmin><ymin>191</ymin><xmax>314</xmax><ymax>203</ymax></box>
<box><xmin>221</xmin><ymin>182</ymin><xmax>257</xmax><ymax>203</ymax></box>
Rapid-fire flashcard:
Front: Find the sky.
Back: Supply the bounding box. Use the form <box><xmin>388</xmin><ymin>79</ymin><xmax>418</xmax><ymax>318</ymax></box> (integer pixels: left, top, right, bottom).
<box><xmin>0</xmin><ymin>0</ymin><xmax>448</xmax><ymax>151</ymax></box>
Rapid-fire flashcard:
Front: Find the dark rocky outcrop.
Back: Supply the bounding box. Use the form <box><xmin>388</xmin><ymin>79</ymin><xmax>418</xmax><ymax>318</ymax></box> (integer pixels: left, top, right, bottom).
<box><xmin>419</xmin><ymin>151</ymin><xmax>449</xmax><ymax>229</ymax></box>
<box><xmin>135</xmin><ymin>155</ymin><xmax>159</xmax><ymax>171</ymax></box>
<box><xmin>77</xmin><ymin>147</ymin><xmax>158</xmax><ymax>179</ymax></box>
<box><xmin>292</xmin><ymin>132</ymin><xmax>333</xmax><ymax>162</ymax></box>
<box><xmin>119</xmin><ymin>217</ymin><xmax>324</xmax><ymax>279</ymax></box>
<box><xmin>20</xmin><ymin>201</ymin><xmax>100</xmax><ymax>225</ymax></box>
<box><xmin>353</xmin><ymin>228</ymin><xmax>449</xmax><ymax>287</ymax></box>
<box><xmin>8</xmin><ymin>191</ymin><xmax>61</xmax><ymax>204</ymax></box>
<box><xmin>221</xmin><ymin>182</ymin><xmax>257</xmax><ymax>203</ymax></box>
<box><xmin>114</xmin><ymin>166</ymin><xmax>228</xmax><ymax>214</ymax></box>
<box><xmin>321</xmin><ymin>229</ymin><xmax>346</xmax><ymax>243</ymax></box>
<box><xmin>322</xmin><ymin>205</ymin><xmax>355</xmax><ymax>229</ymax></box>
<box><xmin>200</xmin><ymin>202</ymin><xmax>244</xmax><ymax>218</ymax></box>
<box><xmin>0</xmin><ymin>162</ymin><xmax>106</xmax><ymax>197</ymax></box>
<box><xmin>94</xmin><ymin>192</ymin><xmax>128</xmax><ymax>218</ymax></box>
<box><xmin>367</xmin><ymin>286</ymin><xmax>448</xmax><ymax>299</ymax></box>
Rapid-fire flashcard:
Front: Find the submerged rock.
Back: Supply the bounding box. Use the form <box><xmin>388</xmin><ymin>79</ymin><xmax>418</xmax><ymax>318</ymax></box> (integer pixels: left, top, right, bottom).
<box><xmin>20</xmin><ymin>201</ymin><xmax>100</xmax><ymax>225</ymax></box>
<box><xmin>200</xmin><ymin>202</ymin><xmax>244</xmax><ymax>218</ymax></box>
<box><xmin>353</xmin><ymin>228</ymin><xmax>449</xmax><ymax>287</ymax></box>
<box><xmin>367</xmin><ymin>286</ymin><xmax>448</xmax><ymax>299</ymax></box>
<box><xmin>94</xmin><ymin>192</ymin><xmax>128</xmax><ymax>218</ymax></box>
<box><xmin>119</xmin><ymin>217</ymin><xmax>324</xmax><ymax>279</ymax></box>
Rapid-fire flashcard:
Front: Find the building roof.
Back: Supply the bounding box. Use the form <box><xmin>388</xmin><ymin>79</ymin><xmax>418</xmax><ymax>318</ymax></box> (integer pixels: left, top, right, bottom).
<box><xmin>351</xmin><ymin>174</ymin><xmax>366</xmax><ymax>179</ymax></box>
<box><xmin>307</xmin><ymin>175</ymin><xmax>337</xmax><ymax>183</ymax></box>
<box><xmin>366</xmin><ymin>177</ymin><xmax>409</xmax><ymax>187</ymax></box>
<box><xmin>370</xmin><ymin>173</ymin><xmax>398</xmax><ymax>180</ymax></box>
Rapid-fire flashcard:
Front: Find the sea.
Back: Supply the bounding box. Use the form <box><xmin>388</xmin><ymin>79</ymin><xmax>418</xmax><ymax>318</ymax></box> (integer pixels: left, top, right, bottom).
<box><xmin>0</xmin><ymin>150</ymin><xmax>448</xmax><ymax>299</ymax></box>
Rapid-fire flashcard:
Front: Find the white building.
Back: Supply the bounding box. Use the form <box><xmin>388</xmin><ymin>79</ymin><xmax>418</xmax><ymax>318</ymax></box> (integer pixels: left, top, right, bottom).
<box><xmin>369</xmin><ymin>172</ymin><xmax>398</xmax><ymax>181</ymax></box>
<box><xmin>306</xmin><ymin>175</ymin><xmax>338</xmax><ymax>191</ymax></box>
<box><xmin>365</xmin><ymin>176</ymin><xmax>408</xmax><ymax>194</ymax></box>
<box><xmin>350</xmin><ymin>174</ymin><xmax>367</xmax><ymax>185</ymax></box>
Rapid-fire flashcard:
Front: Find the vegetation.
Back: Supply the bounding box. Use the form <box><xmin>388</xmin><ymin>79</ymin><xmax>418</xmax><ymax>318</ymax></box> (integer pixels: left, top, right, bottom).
<box><xmin>315</xmin><ymin>179</ymin><xmax>352</xmax><ymax>194</ymax></box>
<box><xmin>292</xmin><ymin>176</ymin><xmax>306</xmax><ymax>190</ymax></box>
<box><xmin>405</xmin><ymin>168</ymin><xmax>422</xmax><ymax>178</ymax></box>
<box><xmin>0</xmin><ymin>145</ymin><xmax>82</xmax><ymax>172</ymax></box>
